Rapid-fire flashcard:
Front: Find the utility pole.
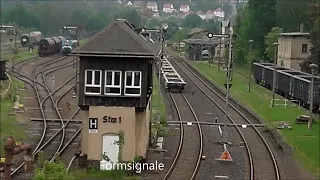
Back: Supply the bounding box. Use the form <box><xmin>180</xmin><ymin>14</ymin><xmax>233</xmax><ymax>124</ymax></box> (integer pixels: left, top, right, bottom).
<box><xmin>207</xmin><ymin>32</ymin><xmax>213</xmax><ymax>67</ymax></box>
<box><xmin>271</xmin><ymin>42</ymin><xmax>279</xmax><ymax>107</ymax></box>
<box><xmin>222</xmin><ymin>23</ymin><xmax>233</xmax><ymax>144</ymax></box>
<box><xmin>248</xmin><ymin>40</ymin><xmax>254</xmax><ymax>92</ymax></box>
<box><xmin>308</xmin><ymin>63</ymin><xmax>318</xmax><ymax>130</ymax></box>
<box><xmin>200</xmin><ymin>33</ymin><xmax>203</xmax><ymax>62</ymax></box>
<box><xmin>28</xmin><ymin>5</ymin><xmax>33</xmax><ymax>52</ymax></box>
<box><xmin>218</xmin><ymin>37</ymin><xmax>222</xmax><ymax>73</ymax></box>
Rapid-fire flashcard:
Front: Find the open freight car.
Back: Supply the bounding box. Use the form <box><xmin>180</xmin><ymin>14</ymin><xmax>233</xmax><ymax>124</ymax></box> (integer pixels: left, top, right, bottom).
<box><xmin>160</xmin><ymin>57</ymin><xmax>186</xmax><ymax>93</ymax></box>
<box><xmin>253</xmin><ymin>62</ymin><xmax>320</xmax><ymax>111</ymax></box>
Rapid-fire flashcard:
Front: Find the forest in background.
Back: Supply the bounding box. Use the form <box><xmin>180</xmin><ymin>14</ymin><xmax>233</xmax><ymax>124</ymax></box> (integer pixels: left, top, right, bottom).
<box><xmin>0</xmin><ymin>0</ymin><xmax>230</xmax><ymax>40</ymax></box>
<box><xmin>234</xmin><ymin>0</ymin><xmax>319</xmax><ymax>73</ymax></box>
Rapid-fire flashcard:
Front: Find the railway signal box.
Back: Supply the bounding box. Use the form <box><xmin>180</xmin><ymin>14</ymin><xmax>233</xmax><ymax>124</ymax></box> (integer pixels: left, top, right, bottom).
<box><xmin>71</xmin><ymin>19</ymin><xmax>160</xmax><ymax>168</ymax></box>
<box><xmin>0</xmin><ymin>60</ymin><xmax>8</xmax><ymax>81</ymax></box>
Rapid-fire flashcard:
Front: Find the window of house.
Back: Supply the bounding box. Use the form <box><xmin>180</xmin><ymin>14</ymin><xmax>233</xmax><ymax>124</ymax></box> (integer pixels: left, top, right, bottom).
<box><xmin>105</xmin><ymin>70</ymin><xmax>122</xmax><ymax>95</ymax></box>
<box><xmin>216</xmin><ymin>49</ymin><xmax>220</xmax><ymax>56</ymax></box>
<box><xmin>85</xmin><ymin>70</ymin><xmax>102</xmax><ymax>95</ymax></box>
<box><xmin>124</xmin><ymin>71</ymin><xmax>142</xmax><ymax>96</ymax></box>
<box><xmin>302</xmin><ymin>44</ymin><xmax>308</xmax><ymax>53</ymax></box>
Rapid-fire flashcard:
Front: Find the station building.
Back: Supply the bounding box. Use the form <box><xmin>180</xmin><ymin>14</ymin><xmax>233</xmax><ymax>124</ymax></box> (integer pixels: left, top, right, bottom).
<box><xmin>71</xmin><ymin>19</ymin><xmax>160</xmax><ymax>167</ymax></box>
<box><xmin>184</xmin><ymin>28</ymin><xmax>218</xmax><ymax>61</ymax></box>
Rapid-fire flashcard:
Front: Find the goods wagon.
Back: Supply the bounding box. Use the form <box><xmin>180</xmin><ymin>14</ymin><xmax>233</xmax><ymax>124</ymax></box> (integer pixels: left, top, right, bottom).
<box><xmin>20</xmin><ymin>31</ymin><xmax>42</xmax><ymax>46</ymax></box>
<box><xmin>160</xmin><ymin>57</ymin><xmax>186</xmax><ymax>93</ymax></box>
<box><xmin>38</xmin><ymin>36</ymin><xmax>66</xmax><ymax>57</ymax></box>
<box><xmin>253</xmin><ymin>62</ymin><xmax>320</xmax><ymax>112</ymax></box>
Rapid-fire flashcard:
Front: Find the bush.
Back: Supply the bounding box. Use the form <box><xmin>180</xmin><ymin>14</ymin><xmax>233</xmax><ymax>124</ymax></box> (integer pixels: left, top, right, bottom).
<box><xmin>33</xmin><ymin>160</ymin><xmax>75</xmax><ymax>180</ymax></box>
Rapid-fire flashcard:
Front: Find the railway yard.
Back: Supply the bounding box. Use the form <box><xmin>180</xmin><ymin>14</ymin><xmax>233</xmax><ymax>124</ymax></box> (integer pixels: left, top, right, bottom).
<box><xmin>0</xmin><ymin>20</ymin><xmax>319</xmax><ymax>180</ymax></box>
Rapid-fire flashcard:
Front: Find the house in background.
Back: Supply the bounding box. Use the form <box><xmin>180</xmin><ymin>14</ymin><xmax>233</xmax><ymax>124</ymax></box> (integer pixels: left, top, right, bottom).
<box><xmin>178</xmin><ymin>11</ymin><xmax>193</xmax><ymax>19</ymax></box>
<box><xmin>133</xmin><ymin>1</ymin><xmax>144</xmax><ymax>9</ymax></box>
<box><xmin>213</xmin><ymin>8</ymin><xmax>225</xmax><ymax>21</ymax></box>
<box><xmin>180</xmin><ymin>4</ymin><xmax>190</xmax><ymax>13</ymax></box>
<box><xmin>196</xmin><ymin>11</ymin><xmax>206</xmax><ymax>20</ymax></box>
<box><xmin>126</xmin><ymin>1</ymin><xmax>133</xmax><ymax>5</ymax></box>
<box><xmin>205</xmin><ymin>10</ymin><xmax>214</xmax><ymax>20</ymax></box>
<box><xmin>147</xmin><ymin>1</ymin><xmax>158</xmax><ymax>12</ymax></box>
<box><xmin>163</xmin><ymin>3</ymin><xmax>175</xmax><ymax>13</ymax></box>
<box><xmin>277</xmin><ymin>30</ymin><xmax>313</xmax><ymax>71</ymax></box>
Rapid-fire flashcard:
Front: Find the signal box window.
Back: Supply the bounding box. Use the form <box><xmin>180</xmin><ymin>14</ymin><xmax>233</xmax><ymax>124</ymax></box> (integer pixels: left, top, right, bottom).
<box><xmin>105</xmin><ymin>70</ymin><xmax>122</xmax><ymax>95</ymax></box>
<box><xmin>302</xmin><ymin>44</ymin><xmax>308</xmax><ymax>53</ymax></box>
<box><xmin>85</xmin><ymin>70</ymin><xmax>102</xmax><ymax>95</ymax></box>
<box><xmin>124</xmin><ymin>71</ymin><xmax>142</xmax><ymax>96</ymax></box>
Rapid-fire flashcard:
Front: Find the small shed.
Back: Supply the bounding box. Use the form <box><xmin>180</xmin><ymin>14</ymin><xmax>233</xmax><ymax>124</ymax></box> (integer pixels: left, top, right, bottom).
<box><xmin>71</xmin><ymin>19</ymin><xmax>160</xmax><ymax>167</ymax></box>
<box><xmin>184</xmin><ymin>38</ymin><xmax>218</xmax><ymax>61</ymax></box>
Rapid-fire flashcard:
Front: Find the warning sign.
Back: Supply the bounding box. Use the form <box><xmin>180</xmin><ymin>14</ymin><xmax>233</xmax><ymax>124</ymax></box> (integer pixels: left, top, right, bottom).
<box><xmin>216</xmin><ymin>149</ymin><xmax>233</xmax><ymax>162</ymax></box>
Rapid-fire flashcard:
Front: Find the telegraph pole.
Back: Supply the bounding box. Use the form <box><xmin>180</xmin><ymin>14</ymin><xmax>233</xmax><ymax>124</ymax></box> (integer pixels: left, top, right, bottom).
<box><xmin>248</xmin><ymin>40</ymin><xmax>254</xmax><ymax>92</ymax></box>
<box><xmin>28</xmin><ymin>5</ymin><xmax>33</xmax><ymax>52</ymax></box>
<box><xmin>218</xmin><ymin>37</ymin><xmax>222</xmax><ymax>73</ymax></box>
<box><xmin>271</xmin><ymin>42</ymin><xmax>279</xmax><ymax>107</ymax></box>
<box><xmin>207</xmin><ymin>32</ymin><xmax>213</xmax><ymax>67</ymax></box>
<box><xmin>308</xmin><ymin>63</ymin><xmax>318</xmax><ymax>130</ymax></box>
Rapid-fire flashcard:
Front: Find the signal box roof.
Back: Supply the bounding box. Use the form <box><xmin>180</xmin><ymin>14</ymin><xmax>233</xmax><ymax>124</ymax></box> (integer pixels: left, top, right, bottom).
<box><xmin>72</xmin><ymin>19</ymin><xmax>156</xmax><ymax>58</ymax></box>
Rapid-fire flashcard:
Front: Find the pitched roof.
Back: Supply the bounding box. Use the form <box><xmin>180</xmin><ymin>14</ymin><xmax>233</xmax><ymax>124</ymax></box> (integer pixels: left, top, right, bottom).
<box><xmin>147</xmin><ymin>1</ymin><xmax>157</xmax><ymax>7</ymax></box>
<box><xmin>133</xmin><ymin>1</ymin><xmax>144</xmax><ymax>6</ymax></box>
<box><xmin>279</xmin><ymin>32</ymin><xmax>310</xmax><ymax>36</ymax></box>
<box><xmin>206</xmin><ymin>10</ymin><xmax>213</xmax><ymax>14</ymax></box>
<box><xmin>214</xmin><ymin>8</ymin><xmax>224</xmax><ymax>12</ymax></box>
<box><xmin>163</xmin><ymin>3</ymin><xmax>173</xmax><ymax>8</ymax></box>
<box><xmin>180</xmin><ymin>4</ymin><xmax>189</xmax><ymax>8</ymax></box>
<box><xmin>196</xmin><ymin>11</ymin><xmax>205</xmax><ymax>15</ymax></box>
<box><xmin>188</xmin><ymin>28</ymin><xmax>209</xmax><ymax>36</ymax></box>
<box><xmin>72</xmin><ymin>19</ymin><xmax>156</xmax><ymax>57</ymax></box>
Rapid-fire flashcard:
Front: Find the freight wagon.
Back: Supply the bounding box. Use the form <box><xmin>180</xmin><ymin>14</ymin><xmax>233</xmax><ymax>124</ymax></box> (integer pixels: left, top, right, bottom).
<box><xmin>38</xmin><ymin>36</ymin><xmax>66</xmax><ymax>57</ymax></box>
<box><xmin>253</xmin><ymin>62</ymin><xmax>319</xmax><ymax>112</ymax></box>
<box><xmin>21</xmin><ymin>31</ymin><xmax>42</xmax><ymax>46</ymax></box>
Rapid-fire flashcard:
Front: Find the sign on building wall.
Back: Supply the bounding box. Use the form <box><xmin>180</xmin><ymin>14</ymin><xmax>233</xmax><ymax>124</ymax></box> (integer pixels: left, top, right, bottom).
<box><xmin>89</xmin><ymin>118</ymin><xmax>98</xmax><ymax>133</ymax></box>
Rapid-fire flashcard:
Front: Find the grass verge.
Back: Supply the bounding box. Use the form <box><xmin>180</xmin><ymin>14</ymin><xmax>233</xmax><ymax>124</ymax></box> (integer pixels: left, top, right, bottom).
<box><xmin>0</xmin><ymin>77</ymin><xmax>28</xmax><ymax>157</ymax></box>
<box><xmin>73</xmin><ymin>169</ymin><xmax>141</xmax><ymax>180</ymax></box>
<box><xmin>187</xmin><ymin>60</ymin><xmax>319</xmax><ymax>177</ymax></box>
<box><xmin>3</xmin><ymin>49</ymin><xmax>38</xmax><ymax>63</ymax></box>
<box><xmin>151</xmin><ymin>74</ymin><xmax>167</xmax><ymax>137</ymax></box>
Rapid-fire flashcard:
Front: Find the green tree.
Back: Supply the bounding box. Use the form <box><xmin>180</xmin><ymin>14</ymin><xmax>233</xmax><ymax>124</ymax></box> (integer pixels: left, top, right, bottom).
<box><xmin>275</xmin><ymin>0</ymin><xmax>312</xmax><ymax>32</ymax></box>
<box><xmin>247</xmin><ymin>0</ymin><xmax>278</xmax><ymax>59</ymax></box>
<box><xmin>234</xmin><ymin>5</ymin><xmax>250</xmax><ymax>65</ymax></box>
<box><xmin>33</xmin><ymin>160</ymin><xmax>74</xmax><ymax>180</ymax></box>
<box><xmin>301</xmin><ymin>0</ymin><xmax>320</xmax><ymax>73</ymax></box>
<box><xmin>201</xmin><ymin>19</ymin><xmax>220</xmax><ymax>33</ymax></box>
<box><xmin>264</xmin><ymin>27</ymin><xmax>283</xmax><ymax>61</ymax></box>
<box><xmin>182</xmin><ymin>13</ymin><xmax>203</xmax><ymax>28</ymax></box>
<box><xmin>234</xmin><ymin>0</ymin><xmax>278</xmax><ymax>65</ymax></box>
<box><xmin>172</xmin><ymin>28</ymin><xmax>190</xmax><ymax>42</ymax></box>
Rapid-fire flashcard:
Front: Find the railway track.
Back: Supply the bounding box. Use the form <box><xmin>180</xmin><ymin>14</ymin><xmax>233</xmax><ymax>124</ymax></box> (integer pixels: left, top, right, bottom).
<box><xmin>6</xmin><ymin>56</ymin><xmax>81</xmax><ymax>178</ymax></box>
<box><xmin>166</xmin><ymin>53</ymin><xmax>281</xmax><ymax>180</ymax></box>
<box><xmin>162</xmin><ymin>93</ymin><xmax>203</xmax><ymax>180</ymax></box>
